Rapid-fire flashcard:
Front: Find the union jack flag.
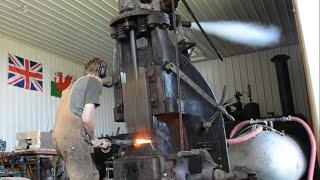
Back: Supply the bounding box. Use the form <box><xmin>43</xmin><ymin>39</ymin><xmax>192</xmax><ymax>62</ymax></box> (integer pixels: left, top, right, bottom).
<box><xmin>8</xmin><ymin>53</ymin><xmax>43</xmax><ymax>92</ymax></box>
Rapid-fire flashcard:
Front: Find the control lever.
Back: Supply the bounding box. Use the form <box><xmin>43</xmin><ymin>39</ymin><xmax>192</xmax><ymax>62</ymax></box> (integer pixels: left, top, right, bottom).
<box><xmin>164</xmin><ymin>62</ymin><xmax>234</xmax><ymax>122</ymax></box>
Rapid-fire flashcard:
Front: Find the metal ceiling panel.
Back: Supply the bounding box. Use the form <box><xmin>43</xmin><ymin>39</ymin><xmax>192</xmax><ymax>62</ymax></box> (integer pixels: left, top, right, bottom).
<box><xmin>178</xmin><ymin>0</ymin><xmax>298</xmax><ymax>60</ymax></box>
<box><xmin>0</xmin><ymin>0</ymin><xmax>298</xmax><ymax>63</ymax></box>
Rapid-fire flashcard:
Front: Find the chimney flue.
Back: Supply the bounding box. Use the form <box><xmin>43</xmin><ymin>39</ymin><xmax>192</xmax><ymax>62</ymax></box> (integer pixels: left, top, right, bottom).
<box><xmin>271</xmin><ymin>54</ymin><xmax>295</xmax><ymax>115</ymax></box>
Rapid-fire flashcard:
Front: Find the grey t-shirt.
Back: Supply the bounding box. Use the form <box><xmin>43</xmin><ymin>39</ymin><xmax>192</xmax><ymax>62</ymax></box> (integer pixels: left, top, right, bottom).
<box><xmin>70</xmin><ymin>76</ymin><xmax>103</xmax><ymax>117</ymax></box>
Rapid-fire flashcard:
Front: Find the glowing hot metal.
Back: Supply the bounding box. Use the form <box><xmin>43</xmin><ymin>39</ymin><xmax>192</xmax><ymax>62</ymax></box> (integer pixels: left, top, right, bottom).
<box><xmin>133</xmin><ymin>138</ymin><xmax>154</xmax><ymax>149</ymax></box>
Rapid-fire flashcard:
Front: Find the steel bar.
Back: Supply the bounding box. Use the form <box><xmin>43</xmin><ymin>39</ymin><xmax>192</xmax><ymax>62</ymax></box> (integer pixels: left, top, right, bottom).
<box><xmin>165</xmin><ymin>63</ymin><xmax>235</xmax><ymax>121</ymax></box>
<box><xmin>130</xmin><ymin>29</ymin><xmax>138</xmax><ymax>80</ymax></box>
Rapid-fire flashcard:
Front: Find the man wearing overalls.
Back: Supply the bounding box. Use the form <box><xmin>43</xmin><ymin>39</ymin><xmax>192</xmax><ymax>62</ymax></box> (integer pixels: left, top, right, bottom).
<box><xmin>52</xmin><ymin>58</ymin><xmax>111</xmax><ymax>179</ymax></box>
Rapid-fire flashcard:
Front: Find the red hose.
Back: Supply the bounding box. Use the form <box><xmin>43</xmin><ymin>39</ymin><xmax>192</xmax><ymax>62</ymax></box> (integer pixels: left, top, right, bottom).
<box><xmin>227</xmin><ymin>126</ymin><xmax>263</xmax><ymax>145</ymax></box>
<box><xmin>290</xmin><ymin>116</ymin><xmax>317</xmax><ymax>180</ymax></box>
<box><xmin>229</xmin><ymin>116</ymin><xmax>317</xmax><ymax>180</ymax></box>
<box><xmin>229</xmin><ymin>120</ymin><xmax>251</xmax><ymax>138</ymax></box>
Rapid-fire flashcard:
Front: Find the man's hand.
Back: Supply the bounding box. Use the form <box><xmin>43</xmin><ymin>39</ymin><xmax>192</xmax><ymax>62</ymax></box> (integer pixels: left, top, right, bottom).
<box><xmin>91</xmin><ymin>138</ymin><xmax>111</xmax><ymax>149</ymax></box>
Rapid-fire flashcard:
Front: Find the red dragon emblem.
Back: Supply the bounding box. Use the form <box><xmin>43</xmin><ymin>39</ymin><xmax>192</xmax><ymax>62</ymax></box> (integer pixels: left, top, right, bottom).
<box><xmin>54</xmin><ymin>72</ymin><xmax>73</xmax><ymax>90</ymax></box>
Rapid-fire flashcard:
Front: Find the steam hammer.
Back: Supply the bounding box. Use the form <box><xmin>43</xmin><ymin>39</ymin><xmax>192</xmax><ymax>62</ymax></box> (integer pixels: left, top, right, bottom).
<box><xmin>109</xmin><ymin>0</ymin><xmax>240</xmax><ymax>179</ymax></box>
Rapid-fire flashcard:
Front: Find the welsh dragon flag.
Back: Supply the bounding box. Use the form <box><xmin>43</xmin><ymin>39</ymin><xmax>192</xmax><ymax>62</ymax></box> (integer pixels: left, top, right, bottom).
<box><xmin>51</xmin><ymin>72</ymin><xmax>74</xmax><ymax>97</ymax></box>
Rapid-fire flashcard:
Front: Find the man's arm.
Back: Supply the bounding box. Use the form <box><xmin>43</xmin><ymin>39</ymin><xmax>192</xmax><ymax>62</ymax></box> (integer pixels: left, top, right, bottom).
<box><xmin>82</xmin><ymin>103</ymin><xmax>111</xmax><ymax>148</ymax></box>
<box><xmin>82</xmin><ymin>103</ymin><xmax>96</xmax><ymax>140</ymax></box>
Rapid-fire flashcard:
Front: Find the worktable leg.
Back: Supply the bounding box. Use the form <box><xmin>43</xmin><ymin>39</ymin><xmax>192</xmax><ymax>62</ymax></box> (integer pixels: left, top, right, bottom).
<box><xmin>36</xmin><ymin>156</ymin><xmax>40</xmax><ymax>180</ymax></box>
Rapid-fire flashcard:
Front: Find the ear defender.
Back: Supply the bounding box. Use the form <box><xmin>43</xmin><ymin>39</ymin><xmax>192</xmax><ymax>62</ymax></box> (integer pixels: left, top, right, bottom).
<box><xmin>98</xmin><ymin>62</ymin><xmax>107</xmax><ymax>78</ymax></box>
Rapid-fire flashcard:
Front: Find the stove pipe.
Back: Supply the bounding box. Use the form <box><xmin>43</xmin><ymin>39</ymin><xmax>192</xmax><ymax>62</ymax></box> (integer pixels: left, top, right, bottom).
<box><xmin>271</xmin><ymin>54</ymin><xmax>295</xmax><ymax>115</ymax></box>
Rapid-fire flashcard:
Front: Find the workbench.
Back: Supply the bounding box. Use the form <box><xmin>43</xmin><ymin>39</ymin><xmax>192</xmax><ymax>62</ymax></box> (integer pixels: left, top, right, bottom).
<box><xmin>9</xmin><ymin>149</ymin><xmax>57</xmax><ymax>180</ymax></box>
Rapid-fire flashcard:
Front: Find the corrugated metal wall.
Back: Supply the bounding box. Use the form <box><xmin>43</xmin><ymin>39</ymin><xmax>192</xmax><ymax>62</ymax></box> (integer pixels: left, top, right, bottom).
<box><xmin>0</xmin><ymin>33</ymin><xmax>309</xmax><ymax>150</ymax></box>
<box><xmin>95</xmin><ymin>88</ymin><xmax>127</xmax><ymax>137</ymax></box>
<box><xmin>193</xmin><ymin>44</ymin><xmax>310</xmax><ymax>120</ymax></box>
<box><xmin>0</xmin><ymin>34</ymin><xmax>126</xmax><ymax>151</ymax></box>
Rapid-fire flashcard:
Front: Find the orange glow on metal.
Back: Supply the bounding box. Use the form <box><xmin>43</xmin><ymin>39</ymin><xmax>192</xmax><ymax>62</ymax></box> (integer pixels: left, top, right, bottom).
<box><xmin>133</xmin><ymin>138</ymin><xmax>152</xmax><ymax>147</ymax></box>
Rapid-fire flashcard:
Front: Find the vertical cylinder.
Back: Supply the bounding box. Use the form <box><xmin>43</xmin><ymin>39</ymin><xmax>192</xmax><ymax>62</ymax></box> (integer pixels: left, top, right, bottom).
<box><xmin>271</xmin><ymin>54</ymin><xmax>295</xmax><ymax>115</ymax></box>
<box><xmin>130</xmin><ymin>29</ymin><xmax>138</xmax><ymax>80</ymax></box>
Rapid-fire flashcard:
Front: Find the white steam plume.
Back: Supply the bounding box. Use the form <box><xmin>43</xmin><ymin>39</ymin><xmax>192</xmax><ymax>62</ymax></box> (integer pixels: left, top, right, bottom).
<box><xmin>191</xmin><ymin>21</ymin><xmax>281</xmax><ymax>47</ymax></box>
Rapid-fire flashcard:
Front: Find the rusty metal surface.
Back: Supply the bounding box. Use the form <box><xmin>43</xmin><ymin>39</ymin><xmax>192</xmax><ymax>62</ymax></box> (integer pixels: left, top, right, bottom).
<box><xmin>110</xmin><ymin>0</ymin><xmax>230</xmax><ymax>171</ymax></box>
<box><xmin>113</xmin><ymin>155</ymin><xmax>170</xmax><ymax>180</ymax></box>
<box><xmin>122</xmin><ymin>67</ymin><xmax>153</xmax><ymax>133</ymax></box>
<box><xmin>13</xmin><ymin>149</ymin><xmax>57</xmax><ymax>155</ymax></box>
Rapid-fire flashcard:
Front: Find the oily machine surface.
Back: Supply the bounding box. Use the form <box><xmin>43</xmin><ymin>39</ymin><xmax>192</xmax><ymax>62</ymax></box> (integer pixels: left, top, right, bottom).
<box><xmin>108</xmin><ymin>0</ymin><xmax>315</xmax><ymax>180</ymax></box>
<box><xmin>109</xmin><ymin>0</ymin><xmax>237</xmax><ymax>179</ymax></box>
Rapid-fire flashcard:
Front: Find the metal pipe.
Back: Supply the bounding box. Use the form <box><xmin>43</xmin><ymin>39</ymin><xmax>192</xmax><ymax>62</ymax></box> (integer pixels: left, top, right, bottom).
<box><xmin>271</xmin><ymin>54</ymin><xmax>294</xmax><ymax>115</ymax></box>
<box><xmin>171</xmin><ymin>0</ymin><xmax>185</xmax><ymax>151</ymax></box>
<box><xmin>181</xmin><ymin>0</ymin><xmax>224</xmax><ymax>61</ymax></box>
<box><xmin>130</xmin><ymin>29</ymin><xmax>138</xmax><ymax>80</ymax></box>
<box><xmin>112</xmin><ymin>48</ymin><xmax>117</xmax><ymax>76</ymax></box>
